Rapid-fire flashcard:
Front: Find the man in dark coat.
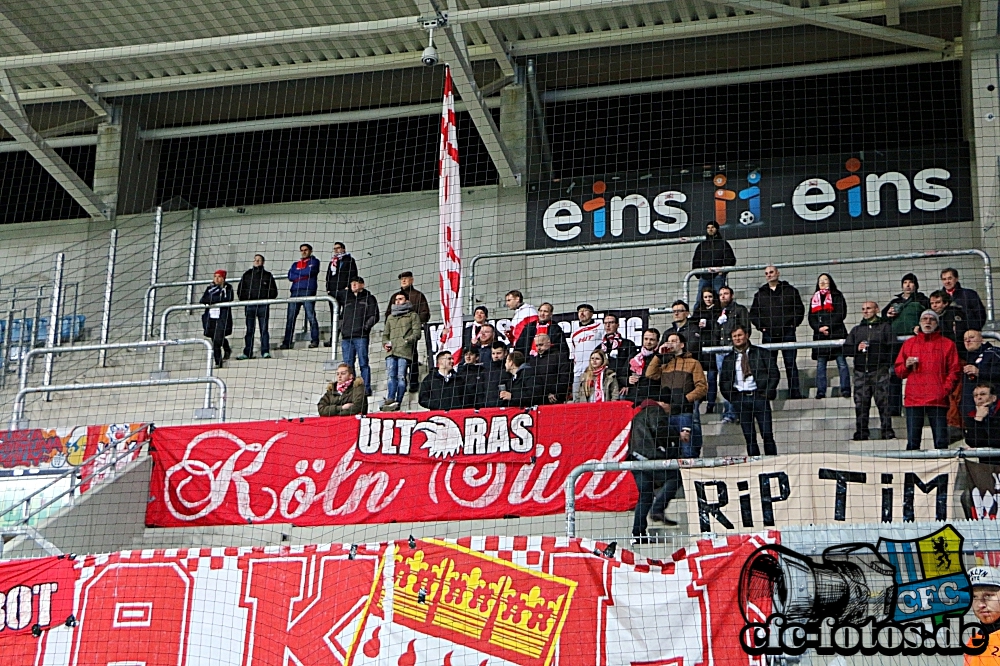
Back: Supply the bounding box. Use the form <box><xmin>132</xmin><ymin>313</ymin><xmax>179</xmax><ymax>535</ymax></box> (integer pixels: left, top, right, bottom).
<box><xmin>418</xmin><ymin>351</ymin><xmax>468</xmax><ymax>410</ymax></box>
<box><xmin>599</xmin><ymin>313</ymin><xmax>638</xmax><ymax>392</ymax></box>
<box><xmin>532</xmin><ymin>334</ymin><xmax>573</xmax><ymax>404</ymax></box>
<box><xmin>691</xmin><ymin>221</ymin><xmax>737</xmax><ymax>297</ymax></box>
<box><xmin>480</xmin><ymin>342</ymin><xmax>512</xmax><ymax>408</ymax></box>
<box><xmin>340</xmin><ymin>276</ymin><xmax>379</xmax><ymax>396</ymax></box>
<box><xmin>941</xmin><ymin>267</ymin><xmax>987</xmax><ymax>332</ymax></box>
<box><xmin>962</xmin><ymin>330</ymin><xmax>1000</xmax><ymax>416</ymax></box>
<box><xmin>236</xmin><ymin>254</ymin><xmax>278</xmax><ymax>360</ymax></box>
<box><xmin>200</xmin><ymin>269</ymin><xmax>234</xmax><ymax>368</ymax></box>
<box><xmin>499</xmin><ymin>351</ymin><xmax>537</xmax><ymax>407</ymax></box>
<box><xmin>844</xmin><ymin>301</ymin><xmax>896</xmax><ymax>440</ymax></box>
<box><xmin>720</xmin><ymin>325</ymin><xmax>781</xmax><ymax>456</ymax></box>
<box><xmin>516</xmin><ymin>302</ymin><xmax>568</xmax><ymax>357</ymax></box>
<box><xmin>325</xmin><ymin>242</ymin><xmax>359</xmax><ymax>307</ymax></box>
<box><xmin>621</xmin><ymin>328</ymin><xmax>660</xmax><ymax>404</ymax></box>
<box><xmin>388</xmin><ymin>271</ymin><xmax>431</xmax><ymax>392</ymax></box>
<box><xmin>628</xmin><ymin>399</ymin><xmax>687</xmax><ymax>543</ymax></box>
<box><xmin>749</xmin><ymin>265</ymin><xmax>805</xmax><ymax>399</ymax></box>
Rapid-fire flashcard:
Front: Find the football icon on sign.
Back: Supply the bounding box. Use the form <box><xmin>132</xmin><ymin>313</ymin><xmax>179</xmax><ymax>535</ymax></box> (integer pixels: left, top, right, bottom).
<box><xmin>739</xmin><ymin>210</ymin><xmax>756</xmax><ymax>226</ymax></box>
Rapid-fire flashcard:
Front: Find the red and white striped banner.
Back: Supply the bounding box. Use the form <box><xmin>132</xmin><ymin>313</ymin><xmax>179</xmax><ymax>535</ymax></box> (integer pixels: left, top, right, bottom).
<box><xmin>438</xmin><ymin>66</ymin><xmax>464</xmax><ymax>359</ymax></box>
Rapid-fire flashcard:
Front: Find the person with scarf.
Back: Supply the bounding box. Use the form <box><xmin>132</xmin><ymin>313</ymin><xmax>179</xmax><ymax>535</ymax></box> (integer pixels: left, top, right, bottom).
<box><xmin>516</xmin><ymin>302</ymin><xmax>567</xmax><ymax>357</ymax></box>
<box><xmin>719</xmin><ymin>325</ymin><xmax>781</xmax><ymax>456</ymax></box>
<box><xmin>324</xmin><ymin>241</ymin><xmax>359</xmax><ymax>307</ymax></box>
<box><xmin>965</xmin><ymin>566</ymin><xmax>1000</xmax><ymax>665</ymax></box>
<box><xmin>716</xmin><ymin>286</ymin><xmax>749</xmax><ymax>424</ymax></box>
<box><xmin>281</xmin><ymin>243</ymin><xmax>321</xmax><ymax>349</ymax></box>
<box><xmin>318</xmin><ymin>363</ymin><xmax>367</xmax><ymax>416</ymax></box>
<box><xmin>808</xmin><ymin>273</ymin><xmax>851</xmax><ymax>399</ymax></box>
<box><xmin>621</xmin><ymin>328</ymin><xmax>660</xmax><ymax>404</ymax></box>
<box><xmin>505</xmin><ymin>290</ymin><xmax>539</xmax><ymax>351</ymax></box>
<box><xmin>381</xmin><ymin>292</ymin><xmax>422</xmax><ymax>411</ymax></box>
<box><xmin>462</xmin><ymin>306</ymin><xmax>492</xmax><ymax>360</ymax></box>
<box><xmin>646</xmin><ymin>332</ymin><xmax>708</xmax><ymax>457</ymax></box>
<box><xmin>692</xmin><ymin>288</ymin><xmax>722</xmax><ymax>412</ymax></box>
<box><xmin>599</xmin><ymin>313</ymin><xmax>637</xmax><ymax>394</ymax></box>
<box><xmin>200</xmin><ymin>269</ymin><xmax>234</xmax><ymax>368</ymax></box>
<box><xmin>576</xmin><ymin>349</ymin><xmax>620</xmax><ymax>403</ymax></box>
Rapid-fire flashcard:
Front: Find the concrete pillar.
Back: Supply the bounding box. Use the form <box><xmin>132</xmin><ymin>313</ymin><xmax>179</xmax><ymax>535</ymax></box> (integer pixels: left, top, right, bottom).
<box><xmin>116</xmin><ymin>100</ymin><xmax>161</xmax><ymax>216</ymax></box>
<box><xmin>500</xmin><ymin>82</ymin><xmax>528</xmax><ymax>184</ymax></box>
<box><xmin>93</xmin><ymin>120</ymin><xmax>121</xmax><ymax>218</ymax></box>
<box><xmin>965</xmin><ymin>0</ymin><xmax>1000</xmax><ymax>301</ymax></box>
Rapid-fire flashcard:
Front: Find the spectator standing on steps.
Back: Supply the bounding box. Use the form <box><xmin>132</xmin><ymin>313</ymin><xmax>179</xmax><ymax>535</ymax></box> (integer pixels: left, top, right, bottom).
<box><xmin>236</xmin><ymin>254</ymin><xmax>278</xmax><ymax>360</ymax></box>
<box><xmin>280</xmin><ymin>243</ymin><xmax>321</xmax><ymax>350</ymax></box>
<box><xmin>621</xmin><ymin>328</ymin><xmax>660</xmax><ymax>404</ymax></box>
<box><xmin>533</xmin><ymin>334</ymin><xmax>573</xmax><ymax>405</ymax></box>
<box><xmin>883</xmin><ymin>273</ymin><xmax>931</xmax><ymax>415</ymax></box>
<box><xmin>570</xmin><ymin>304</ymin><xmax>603</xmax><ymax>396</ymax></box>
<box><xmin>340</xmin><ymin>276</ymin><xmax>379</xmax><ymax>397</ymax></box>
<box><xmin>717</xmin><ymin>286</ymin><xmax>749</xmax><ymax>424</ymax></box>
<box><xmin>895</xmin><ymin>310</ymin><xmax>961</xmax><ymax>450</ymax></box>
<box><xmin>200</xmin><ymin>269</ymin><xmax>234</xmax><ymax>368</ymax></box>
<box><xmin>481</xmin><ymin>342</ymin><xmax>511</xmax><ymax>408</ymax></box>
<box><xmin>964</xmin><ymin>383</ymin><xmax>1000</xmax><ymax>448</ymax></box>
<box><xmin>462</xmin><ymin>306</ymin><xmax>491</xmax><ymax>358</ymax></box>
<box><xmin>381</xmin><ymin>292</ymin><xmax>422</xmax><ymax>411</ymax></box>
<box><xmin>692</xmin><ymin>289</ymin><xmax>722</xmax><ymax>413</ymax></box>
<box><xmin>599</xmin><ymin>313</ymin><xmax>638</xmax><ymax>391</ymax></box>
<box><xmin>691</xmin><ymin>221</ymin><xmax>737</xmax><ymax>297</ymax></box>
<box><xmin>506</xmin><ymin>290</ymin><xmax>539</xmax><ymax>352</ymax></box>
<box><xmin>808</xmin><ymin>273</ymin><xmax>851</xmax><ymax>399</ymax></box>
<box><xmin>325</xmin><ymin>242</ymin><xmax>359</xmax><ymax>307</ymax></box>
<box><xmin>419</xmin><ymin>351</ymin><xmax>468</xmax><ymax>410</ymax></box>
<box><xmin>389</xmin><ymin>272</ymin><xmax>431</xmax><ymax>393</ymax></box>
<box><xmin>719</xmin><ymin>325</ymin><xmax>781</xmax><ymax>456</ymax></box>
<box><xmin>500</xmin><ymin>351</ymin><xmax>537</xmax><ymax>407</ymax></box>
<box><xmin>318</xmin><ymin>363</ymin><xmax>367</xmax><ymax>416</ymax></box>
<box><xmin>844</xmin><ymin>301</ymin><xmax>896</xmax><ymax>441</ymax></box>
<box><xmin>628</xmin><ymin>399</ymin><xmax>687</xmax><ymax>544</ymax></box>
<box><xmin>961</xmin><ymin>330</ymin><xmax>1000</xmax><ymax>417</ymax></box>
<box><xmin>659</xmin><ymin>301</ymin><xmax>705</xmax><ymax>452</ymax></box>
<box><xmin>941</xmin><ymin>267</ymin><xmax>987</xmax><ymax>332</ymax></box>
<box><xmin>749</xmin><ymin>265</ymin><xmax>805</xmax><ymax>399</ymax></box>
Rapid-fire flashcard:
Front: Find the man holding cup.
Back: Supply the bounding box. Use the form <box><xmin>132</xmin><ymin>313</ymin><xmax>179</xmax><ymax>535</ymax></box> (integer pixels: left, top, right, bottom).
<box><xmin>894</xmin><ymin>309</ymin><xmax>961</xmax><ymax>450</ymax></box>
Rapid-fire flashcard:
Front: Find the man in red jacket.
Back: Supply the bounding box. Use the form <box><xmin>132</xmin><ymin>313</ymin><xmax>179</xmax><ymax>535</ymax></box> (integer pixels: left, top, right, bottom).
<box><xmin>895</xmin><ymin>309</ymin><xmax>961</xmax><ymax>450</ymax></box>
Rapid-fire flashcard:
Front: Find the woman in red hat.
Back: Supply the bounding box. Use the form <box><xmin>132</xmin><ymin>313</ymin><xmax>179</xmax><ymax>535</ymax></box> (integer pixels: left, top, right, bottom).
<box><xmin>200</xmin><ymin>269</ymin><xmax>234</xmax><ymax>368</ymax></box>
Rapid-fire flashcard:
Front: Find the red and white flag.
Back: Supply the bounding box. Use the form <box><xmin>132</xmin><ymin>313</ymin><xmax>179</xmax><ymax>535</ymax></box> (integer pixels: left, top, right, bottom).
<box><xmin>438</xmin><ymin>66</ymin><xmax>463</xmax><ymax>359</ymax></box>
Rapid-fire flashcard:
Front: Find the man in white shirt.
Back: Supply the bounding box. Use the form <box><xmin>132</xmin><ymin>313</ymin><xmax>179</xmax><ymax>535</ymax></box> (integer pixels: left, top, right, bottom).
<box><xmin>570</xmin><ymin>303</ymin><xmax>603</xmax><ymax>395</ymax></box>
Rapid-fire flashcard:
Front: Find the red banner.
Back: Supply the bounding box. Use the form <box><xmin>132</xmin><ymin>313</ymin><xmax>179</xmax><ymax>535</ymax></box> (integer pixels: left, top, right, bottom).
<box><xmin>146</xmin><ymin>403</ymin><xmax>637</xmax><ymax>527</ymax></box>
<box><xmin>0</xmin><ymin>534</ymin><xmax>774</xmax><ymax>666</ymax></box>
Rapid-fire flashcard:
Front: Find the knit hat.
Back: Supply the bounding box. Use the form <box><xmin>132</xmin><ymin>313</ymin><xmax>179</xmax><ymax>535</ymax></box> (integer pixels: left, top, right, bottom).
<box><xmin>475</xmin><ymin>305</ymin><xmax>489</xmax><ymax>316</ymax></box>
<box><xmin>902</xmin><ymin>273</ymin><xmax>919</xmax><ymax>290</ymax></box>
<box><xmin>214</xmin><ymin>269</ymin><xmax>227</xmax><ymax>278</ymax></box>
<box><xmin>920</xmin><ymin>309</ymin><xmax>939</xmax><ymax>323</ymax></box>
<box><xmin>970</xmin><ymin>566</ymin><xmax>1000</xmax><ymax>589</ymax></box>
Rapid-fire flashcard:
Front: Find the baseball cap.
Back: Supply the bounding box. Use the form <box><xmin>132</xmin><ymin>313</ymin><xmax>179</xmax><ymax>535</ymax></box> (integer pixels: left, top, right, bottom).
<box><xmin>350</xmin><ymin>276</ymin><xmax>365</xmax><ymax>284</ymax></box>
<box><xmin>969</xmin><ymin>566</ymin><xmax>1000</xmax><ymax>588</ymax></box>
<box><xmin>398</xmin><ymin>271</ymin><xmax>414</xmax><ymax>279</ymax></box>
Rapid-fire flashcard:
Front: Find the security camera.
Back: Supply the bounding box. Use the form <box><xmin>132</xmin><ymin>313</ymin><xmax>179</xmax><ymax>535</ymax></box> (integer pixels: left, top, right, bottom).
<box><xmin>421</xmin><ymin>45</ymin><xmax>439</xmax><ymax>67</ymax></box>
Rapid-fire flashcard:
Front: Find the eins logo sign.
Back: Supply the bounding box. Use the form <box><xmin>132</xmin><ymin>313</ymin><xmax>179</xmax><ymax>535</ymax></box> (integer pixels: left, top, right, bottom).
<box><xmin>540</xmin><ymin>158</ymin><xmax>956</xmax><ymax>242</ymax></box>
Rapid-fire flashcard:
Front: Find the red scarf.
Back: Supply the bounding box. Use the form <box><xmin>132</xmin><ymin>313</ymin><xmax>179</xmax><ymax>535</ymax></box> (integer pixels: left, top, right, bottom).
<box><xmin>297</xmin><ymin>258</ymin><xmax>310</xmax><ymax>270</ymax></box>
<box><xmin>530</xmin><ymin>322</ymin><xmax>552</xmax><ymax>356</ymax></box>
<box><xmin>601</xmin><ymin>333</ymin><xmax>623</xmax><ymax>353</ymax></box>
<box><xmin>336</xmin><ymin>379</ymin><xmax>352</xmax><ymax>395</ymax></box>
<box><xmin>810</xmin><ymin>290</ymin><xmax>834</xmax><ymax>313</ymax></box>
<box><xmin>629</xmin><ymin>348</ymin><xmax>653</xmax><ymax>375</ymax></box>
<box><xmin>589</xmin><ymin>367</ymin><xmax>607</xmax><ymax>402</ymax></box>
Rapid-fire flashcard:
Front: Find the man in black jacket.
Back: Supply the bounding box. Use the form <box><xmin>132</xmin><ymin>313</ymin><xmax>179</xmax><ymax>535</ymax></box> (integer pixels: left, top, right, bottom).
<box><xmin>628</xmin><ymin>399</ymin><xmax>688</xmax><ymax>542</ymax></box>
<box><xmin>941</xmin><ymin>268</ymin><xmax>987</xmax><ymax>332</ymax></box>
<box><xmin>621</xmin><ymin>328</ymin><xmax>660</xmax><ymax>404</ymax></box>
<box><xmin>340</xmin><ymin>277</ymin><xmax>379</xmax><ymax>396</ymax></box>
<box><xmin>599</xmin><ymin>313</ymin><xmax>638</xmax><ymax>391</ymax></box>
<box><xmin>720</xmin><ymin>325</ymin><xmax>781</xmax><ymax>455</ymax></box>
<box><xmin>515</xmin><ymin>302</ymin><xmax>567</xmax><ymax>357</ymax></box>
<box><xmin>499</xmin><ymin>351</ymin><xmax>537</xmax><ymax>407</ymax></box>
<box><xmin>419</xmin><ymin>351</ymin><xmax>467</xmax><ymax>410</ymax></box>
<box><xmin>691</xmin><ymin>222</ymin><xmax>737</xmax><ymax>297</ymax></box>
<box><xmin>532</xmin><ymin>334</ymin><xmax>573</xmax><ymax>404</ymax></box>
<box><xmin>749</xmin><ymin>265</ymin><xmax>805</xmax><ymax>399</ymax></box>
<box><xmin>236</xmin><ymin>254</ymin><xmax>279</xmax><ymax>360</ymax></box>
<box><xmin>480</xmin><ymin>342</ymin><xmax>511</xmax><ymax>408</ymax></box>
<box><xmin>928</xmin><ymin>290</ymin><xmax>968</xmax><ymax>349</ymax></box>
<box><xmin>844</xmin><ymin>301</ymin><xmax>896</xmax><ymax>440</ymax></box>
<box><xmin>388</xmin><ymin>272</ymin><xmax>431</xmax><ymax>392</ymax></box>
<box><xmin>325</xmin><ymin>242</ymin><xmax>359</xmax><ymax>307</ymax></box>
<box><xmin>962</xmin><ymin>331</ymin><xmax>1000</xmax><ymax>416</ymax></box>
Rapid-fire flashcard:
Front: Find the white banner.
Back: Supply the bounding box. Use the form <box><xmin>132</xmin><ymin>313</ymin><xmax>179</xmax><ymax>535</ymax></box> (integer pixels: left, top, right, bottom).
<box><xmin>683</xmin><ymin>453</ymin><xmax>961</xmax><ymax>533</ymax></box>
<box><xmin>438</xmin><ymin>66</ymin><xmax>463</xmax><ymax>358</ymax></box>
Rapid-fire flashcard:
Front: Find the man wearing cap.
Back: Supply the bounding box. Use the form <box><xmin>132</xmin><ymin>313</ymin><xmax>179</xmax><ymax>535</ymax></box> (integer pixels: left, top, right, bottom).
<box><xmin>966</xmin><ymin>566</ymin><xmax>1000</xmax><ymax>664</ymax></box>
<box><xmin>895</xmin><ymin>309</ymin><xmax>961</xmax><ymax>450</ymax></box>
<box><xmin>340</xmin><ymin>276</ymin><xmax>380</xmax><ymax>396</ymax></box>
<box><xmin>281</xmin><ymin>243</ymin><xmax>321</xmax><ymax>350</ymax></box>
<box><xmin>388</xmin><ymin>271</ymin><xmax>431</xmax><ymax>392</ymax></box>
<box><xmin>570</xmin><ymin>304</ymin><xmax>603</xmax><ymax>396</ymax></box>
<box><xmin>200</xmin><ymin>270</ymin><xmax>234</xmax><ymax>368</ymax></box>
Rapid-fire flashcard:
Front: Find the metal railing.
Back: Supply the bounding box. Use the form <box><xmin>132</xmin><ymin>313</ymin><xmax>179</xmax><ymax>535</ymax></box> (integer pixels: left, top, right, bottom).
<box><xmin>468</xmin><ymin>236</ymin><xmax>705</xmax><ymax>311</ymax></box>
<box><xmin>142</xmin><ymin>279</ymin><xmax>213</xmax><ymax>340</ymax></box>
<box><xmin>564</xmin><ymin>449</ymin><xmax>1000</xmax><ymax>537</ymax></box>
<box><xmin>0</xmin><ymin>424</ymin><xmax>149</xmax><ymax>529</ymax></box>
<box><xmin>699</xmin><ymin>331</ymin><xmax>1000</xmax><ymax>355</ymax></box>
<box><xmin>11</xmin><ymin>376</ymin><xmax>227</xmax><ymax>430</ymax></box>
<box><xmin>19</xmin><ymin>339</ymin><xmax>216</xmax><ymax>410</ymax></box>
<box><xmin>677</xmin><ymin>249</ymin><xmax>993</xmax><ymax>320</ymax></box>
<box><xmin>156</xmin><ymin>295</ymin><xmax>339</xmax><ymax>372</ymax></box>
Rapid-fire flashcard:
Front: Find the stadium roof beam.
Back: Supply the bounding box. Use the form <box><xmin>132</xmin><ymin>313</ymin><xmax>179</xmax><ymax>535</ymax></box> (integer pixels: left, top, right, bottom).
<box><xmin>0</xmin><ymin>9</ymin><xmax>110</xmax><ymax>118</ymax></box>
<box><xmin>0</xmin><ymin>93</ymin><xmax>108</xmax><ymax>219</ymax></box>
<box><xmin>463</xmin><ymin>0</ymin><xmax>516</xmax><ymax>79</ymax></box>
<box><xmin>708</xmin><ymin>0</ymin><xmax>950</xmax><ymax>51</ymax></box>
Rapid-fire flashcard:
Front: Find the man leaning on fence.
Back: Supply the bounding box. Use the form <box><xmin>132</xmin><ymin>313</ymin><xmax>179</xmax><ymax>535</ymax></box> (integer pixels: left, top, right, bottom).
<box><xmin>236</xmin><ymin>254</ymin><xmax>278</xmax><ymax>360</ymax></box>
<box><xmin>844</xmin><ymin>301</ymin><xmax>896</xmax><ymax>441</ymax></box>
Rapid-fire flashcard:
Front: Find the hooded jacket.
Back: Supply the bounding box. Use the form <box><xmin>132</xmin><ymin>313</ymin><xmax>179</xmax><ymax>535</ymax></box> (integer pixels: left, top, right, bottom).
<box><xmin>317</xmin><ymin>378</ymin><xmax>367</xmax><ymax>416</ymax></box>
<box><xmin>288</xmin><ymin>256</ymin><xmax>321</xmax><ymax>296</ymax></box>
<box><xmin>894</xmin><ymin>329</ymin><xmax>961</xmax><ymax>407</ymax></box>
<box><xmin>386</xmin><ymin>286</ymin><xmax>431</xmax><ymax>325</ymax></box>
<box><xmin>340</xmin><ymin>288</ymin><xmax>380</xmax><ymax>339</ymax></box>
<box><xmin>645</xmin><ymin>352</ymin><xmax>708</xmax><ymax>413</ymax></box>
<box><xmin>750</xmin><ymin>281</ymin><xmax>805</xmax><ymax>337</ymax></box>
<box><xmin>237</xmin><ymin>266</ymin><xmax>278</xmax><ymax>302</ymax></box>
<box><xmin>690</xmin><ymin>235</ymin><xmax>737</xmax><ymax>278</ymax></box>
<box><xmin>844</xmin><ymin>316</ymin><xmax>895</xmax><ymax>372</ymax></box>
<box><xmin>575</xmin><ymin>367</ymin><xmax>620</xmax><ymax>403</ymax></box>
<box><xmin>628</xmin><ymin>403</ymin><xmax>680</xmax><ymax>462</ymax></box>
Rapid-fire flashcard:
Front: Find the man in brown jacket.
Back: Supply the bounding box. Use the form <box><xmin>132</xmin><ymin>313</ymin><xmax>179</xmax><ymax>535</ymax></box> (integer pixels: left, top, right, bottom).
<box><xmin>645</xmin><ymin>332</ymin><xmax>708</xmax><ymax>457</ymax></box>
<box><xmin>317</xmin><ymin>364</ymin><xmax>368</xmax><ymax>416</ymax></box>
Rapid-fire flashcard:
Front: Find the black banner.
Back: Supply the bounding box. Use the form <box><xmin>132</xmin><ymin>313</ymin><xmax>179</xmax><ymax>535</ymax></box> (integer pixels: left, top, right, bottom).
<box><xmin>526</xmin><ymin>146</ymin><xmax>972</xmax><ymax>249</ymax></box>
<box><xmin>424</xmin><ymin>308</ymin><xmax>650</xmax><ymax>358</ymax></box>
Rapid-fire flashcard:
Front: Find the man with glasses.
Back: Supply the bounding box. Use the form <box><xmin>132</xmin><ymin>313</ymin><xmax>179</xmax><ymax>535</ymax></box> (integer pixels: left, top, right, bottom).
<box><xmin>749</xmin><ymin>265</ymin><xmax>805</xmax><ymax>399</ymax></box>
